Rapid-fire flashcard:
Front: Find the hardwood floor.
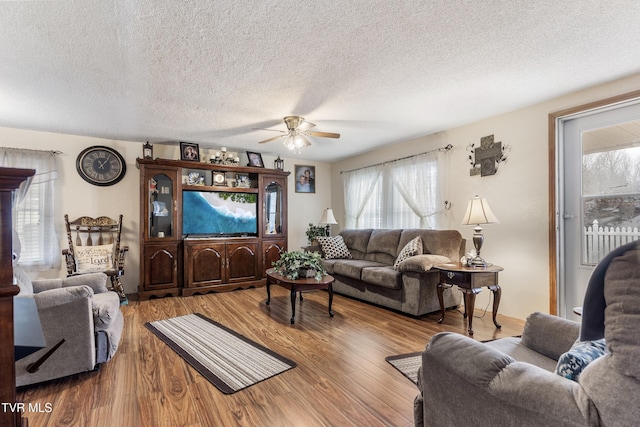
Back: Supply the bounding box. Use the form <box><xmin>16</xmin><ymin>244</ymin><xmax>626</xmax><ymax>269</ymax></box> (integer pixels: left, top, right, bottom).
<box><xmin>17</xmin><ymin>287</ymin><xmax>524</xmax><ymax>427</ymax></box>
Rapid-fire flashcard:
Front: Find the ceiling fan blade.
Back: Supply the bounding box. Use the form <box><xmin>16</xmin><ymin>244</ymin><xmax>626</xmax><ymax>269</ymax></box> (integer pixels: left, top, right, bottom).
<box><xmin>258</xmin><ymin>134</ymin><xmax>286</xmax><ymax>144</ymax></box>
<box><xmin>252</xmin><ymin>128</ymin><xmax>286</xmax><ymax>133</ymax></box>
<box><xmin>304</xmin><ymin>131</ymin><xmax>341</xmax><ymax>139</ymax></box>
<box><xmin>297</xmin><ymin>121</ymin><xmax>316</xmax><ymax>131</ymax></box>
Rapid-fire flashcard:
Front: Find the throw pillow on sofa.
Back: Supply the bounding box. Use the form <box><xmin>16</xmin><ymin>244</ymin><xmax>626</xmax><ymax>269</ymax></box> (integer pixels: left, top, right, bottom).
<box><xmin>317</xmin><ymin>236</ymin><xmax>352</xmax><ymax>260</ymax></box>
<box><xmin>393</xmin><ymin>236</ymin><xmax>422</xmax><ymax>269</ymax></box>
<box><xmin>555</xmin><ymin>338</ymin><xmax>607</xmax><ymax>381</ymax></box>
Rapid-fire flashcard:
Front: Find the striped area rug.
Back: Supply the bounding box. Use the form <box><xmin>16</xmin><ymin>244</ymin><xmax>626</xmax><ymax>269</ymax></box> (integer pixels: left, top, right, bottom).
<box><xmin>145</xmin><ymin>313</ymin><xmax>296</xmax><ymax>394</ymax></box>
<box><xmin>385</xmin><ymin>352</ymin><xmax>422</xmax><ymax>385</ymax></box>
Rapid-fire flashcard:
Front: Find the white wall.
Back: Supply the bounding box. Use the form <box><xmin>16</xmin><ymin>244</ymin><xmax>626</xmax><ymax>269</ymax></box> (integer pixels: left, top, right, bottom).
<box><xmin>331</xmin><ymin>72</ymin><xmax>640</xmax><ymax>320</ymax></box>
<box><xmin>3</xmin><ymin>130</ymin><xmax>330</xmax><ymax>294</ymax></box>
<box><xmin>6</xmin><ymin>71</ymin><xmax>640</xmax><ymax>308</ymax></box>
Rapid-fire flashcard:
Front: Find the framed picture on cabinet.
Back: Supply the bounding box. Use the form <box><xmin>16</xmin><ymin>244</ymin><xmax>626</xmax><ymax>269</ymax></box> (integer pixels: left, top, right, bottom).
<box><xmin>246</xmin><ymin>151</ymin><xmax>264</xmax><ymax>168</ymax></box>
<box><xmin>295</xmin><ymin>165</ymin><xmax>315</xmax><ymax>193</ymax></box>
<box><xmin>180</xmin><ymin>142</ymin><xmax>200</xmax><ymax>162</ymax></box>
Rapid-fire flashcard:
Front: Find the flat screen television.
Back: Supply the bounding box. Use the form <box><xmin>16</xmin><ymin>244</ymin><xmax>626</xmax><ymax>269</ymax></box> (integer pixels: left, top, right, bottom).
<box><xmin>182</xmin><ymin>190</ymin><xmax>258</xmax><ymax>236</ymax></box>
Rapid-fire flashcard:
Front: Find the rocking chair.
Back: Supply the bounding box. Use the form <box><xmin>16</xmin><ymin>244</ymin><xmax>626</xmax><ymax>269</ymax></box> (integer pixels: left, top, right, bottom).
<box><xmin>62</xmin><ymin>214</ymin><xmax>128</xmax><ymax>301</ymax></box>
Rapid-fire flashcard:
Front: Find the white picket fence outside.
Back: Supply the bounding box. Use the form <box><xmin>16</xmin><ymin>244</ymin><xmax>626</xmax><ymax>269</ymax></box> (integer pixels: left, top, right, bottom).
<box><xmin>583</xmin><ymin>219</ymin><xmax>640</xmax><ymax>264</ymax></box>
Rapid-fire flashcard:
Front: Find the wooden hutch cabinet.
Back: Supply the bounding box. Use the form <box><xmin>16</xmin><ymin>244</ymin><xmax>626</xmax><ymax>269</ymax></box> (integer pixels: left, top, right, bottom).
<box><xmin>0</xmin><ymin>167</ymin><xmax>35</xmax><ymax>427</ymax></box>
<box><xmin>137</xmin><ymin>158</ymin><xmax>289</xmax><ymax>299</ymax></box>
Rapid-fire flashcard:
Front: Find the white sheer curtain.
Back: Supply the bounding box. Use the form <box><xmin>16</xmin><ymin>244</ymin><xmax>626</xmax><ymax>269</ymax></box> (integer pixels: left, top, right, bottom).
<box><xmin>342</xmin><ymin>164</ymin><xmax>383</xmax><ymax>229</ymax></box>
<box><xmin>0</xmin><ymin>148</ymin><xmax>59</xmax><ymax>268</ymax></box>
<box><xmin>389</xmin><ymin>150</ymin><xmax>445</xmax><ymax>229</ymax></box>
<box><xmin>342</xmin><ymin>148</ymin><xmax>448</xmax><ymax>230</ymax></box>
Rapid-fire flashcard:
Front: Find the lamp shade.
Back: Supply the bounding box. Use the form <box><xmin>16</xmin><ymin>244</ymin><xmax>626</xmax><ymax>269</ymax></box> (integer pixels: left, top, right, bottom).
<box><xmin>319</xmin><ymin>208</ymin><xmax>338</xmax><ymax>225</ymax></box>
<box><xmin>461</xmin><ymin>196</ymin><xmax>499</xmax><ymax>226</ymax></box>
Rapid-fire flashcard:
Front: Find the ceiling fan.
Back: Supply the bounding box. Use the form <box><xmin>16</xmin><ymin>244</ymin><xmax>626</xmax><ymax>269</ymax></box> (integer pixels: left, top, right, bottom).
<box><xmin>256</xmin><ymin>116</ymin><xmax>340</xmax><ymax>151</ymax></box>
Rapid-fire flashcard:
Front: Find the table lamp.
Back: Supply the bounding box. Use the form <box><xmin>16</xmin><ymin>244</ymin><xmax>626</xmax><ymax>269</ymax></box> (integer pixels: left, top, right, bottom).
<box><xmin>319</xmin><ymin>208</ymin><xmax>338</xmax><ymax>236</ymax></box>
<box><xmin>461</xmin><ymin>195</ymin><xmax>499</xmax><ymax>267</ymax></box>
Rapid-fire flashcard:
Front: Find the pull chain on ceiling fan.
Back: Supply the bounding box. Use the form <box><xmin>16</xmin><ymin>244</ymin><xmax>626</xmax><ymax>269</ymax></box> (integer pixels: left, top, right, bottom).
<box><xmin>256</xmin><ymin>116</ymin><xmax>340</xmax><ymax>152</ymax></box>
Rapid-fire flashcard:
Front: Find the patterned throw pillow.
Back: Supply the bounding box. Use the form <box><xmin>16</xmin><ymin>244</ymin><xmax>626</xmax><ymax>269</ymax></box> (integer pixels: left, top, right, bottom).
<box><xmin>393</xmin><ymin>236</ymin><xmax>423</xmax><ymax>270</ymax></box>
<box><xmin>75</xmin><ymin>244</ymin><xmax>114</xmax><ymax>273</ymax></box>
<box><xmin>317</xmin><ymin>236</ymin><xmax>352</xmax><ymax>260</ymax></box>
<box><xmin>555</xmin><ymin>338</ymin><xmax>607</xmax><ymax>381</ymax></box>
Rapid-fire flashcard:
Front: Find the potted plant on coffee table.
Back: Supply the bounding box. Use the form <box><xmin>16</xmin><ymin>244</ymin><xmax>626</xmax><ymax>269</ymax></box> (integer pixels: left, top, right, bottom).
<box><xmin>272</xmin><ymin>250</ymin><xmax>327</xmax><ymax>281</ymax></box>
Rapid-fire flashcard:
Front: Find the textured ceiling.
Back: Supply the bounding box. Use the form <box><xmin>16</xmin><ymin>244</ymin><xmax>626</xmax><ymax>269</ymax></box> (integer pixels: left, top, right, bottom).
<box><xmin>2</xmin><ymin>1</ymin><xmax>640</xmax><ymax>162</ymax></box>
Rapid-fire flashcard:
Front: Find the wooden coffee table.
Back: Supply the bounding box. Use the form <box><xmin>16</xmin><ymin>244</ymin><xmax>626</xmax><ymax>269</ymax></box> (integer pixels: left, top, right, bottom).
<box><xmin>265</xmin><ymin>268</ymin><xmax>335</xmax><ymax>324</ymax></box>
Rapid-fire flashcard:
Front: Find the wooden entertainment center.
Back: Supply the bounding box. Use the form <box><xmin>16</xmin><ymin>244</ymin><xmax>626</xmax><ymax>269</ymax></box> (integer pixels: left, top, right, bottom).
<box><xmin>137</xmin><ymin>158</ymin><xmax>289</xmax><ymax>299</ymax></box>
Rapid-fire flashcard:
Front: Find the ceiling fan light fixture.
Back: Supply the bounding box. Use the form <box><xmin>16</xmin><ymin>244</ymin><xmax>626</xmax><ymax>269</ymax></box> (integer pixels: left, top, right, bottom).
<box><xmin>283</xmin><ymin>133</ymin><xmax>309</xmax><ymax>153</ymax></box>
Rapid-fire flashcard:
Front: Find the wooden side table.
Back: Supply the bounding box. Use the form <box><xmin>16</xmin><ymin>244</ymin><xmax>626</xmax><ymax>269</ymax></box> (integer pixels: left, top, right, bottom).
<box><xmin>433</xmin><ymin>262</ymin><xmax>504</xmax><ymax>335</ymax></box>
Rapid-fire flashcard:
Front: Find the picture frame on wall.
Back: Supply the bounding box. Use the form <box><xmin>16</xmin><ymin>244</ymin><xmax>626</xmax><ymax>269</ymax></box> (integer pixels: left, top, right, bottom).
<box><xmin>295</xmin><ymin>165</ymin><xmax>315</xmax><ymax>193</ymax></box>
<box><xmin>180</xmin><ymin>142</ymin><xmax>200</xmax><ymax>162</ymax></box>
<box><xmin>246</xmin><ymin>151</ymin><xmax>264</xmax><ymax>168</ymax></box>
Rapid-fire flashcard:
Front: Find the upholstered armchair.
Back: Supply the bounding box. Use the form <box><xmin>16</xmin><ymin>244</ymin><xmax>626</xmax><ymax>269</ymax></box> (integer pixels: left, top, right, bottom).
<box><xmin>414</xmin><ymin>241</ymin><xmax>640</xmax><ymax>426</ymax></box>
<box><xmin>14</xmin><ymin>267</ymin><xmax>124</xmax><ymax>387</ymax></box>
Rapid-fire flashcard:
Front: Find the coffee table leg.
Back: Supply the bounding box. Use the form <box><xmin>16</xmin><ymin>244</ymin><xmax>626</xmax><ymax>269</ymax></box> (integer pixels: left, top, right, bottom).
<box><xmin>266</xmin><ymin>280</ymin><xmax>271</xmax><ymax>305</ymax></box>
<box><xmin>490</xmin><ymin>285</ymin><xmax>502</xmax><ymax>329</ymax></box>
<box><xmin>328</xmin><ymin>283</ymin><xmax>334</xmax><ymax>317</ymax></box>
<box><xmin>290</xmin><ymin>287</ymin><xmax>297</xmax><ymax>324</ymax></box>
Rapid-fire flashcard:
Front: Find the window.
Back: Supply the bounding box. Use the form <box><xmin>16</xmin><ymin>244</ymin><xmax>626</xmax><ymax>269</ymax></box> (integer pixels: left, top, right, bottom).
<box><xmin>342</xmin><ymin>149</ymin><xmax>447</xmax><ymax>229</ymax></box>
<box><xmin>582</xmin><ymin>146</ymin><xmax>640</xmax><ymax>264</ymax></box>
<box><xmin>0</xmin><ymin>148</ymin><xmax>59</xmax><ymax>268</ymax></box>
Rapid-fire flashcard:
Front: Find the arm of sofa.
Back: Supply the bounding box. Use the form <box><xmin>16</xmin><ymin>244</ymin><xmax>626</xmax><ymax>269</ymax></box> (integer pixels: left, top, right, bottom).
<box><xmin>62</xmin><ymin>272</ymin><xmax>110</xmax><ymax>294</ymax></box>
<box><xmin>31</xmin><ymin>278</ymin><xmax>63</xmax><ymax>293</ymax></box>
<box><xmin>417</xmin><ymin>332</ymin><xmax>598</xmax><ymax>427</ymax></box>
<box><xmin>397</xmin><ymin>254</ymin><xmax>451</xmax><ymax>273</ymax></box>
<box><xmin>520</xmin><ymin>312</ymin><xmax>580</xmax><ymax>360</ymax></box>
<box><xmin>15</xmin><ymin>289</ymin><xmax>97</xmax><ymax>387</ymax></box>
<box><xmin>32</xmin><ymin>272</ymin><xmax>109</xmax><ymax>294</ymax></box>
<box><xmin>32</xmin><ymin>285</ymin><xmax>94</xmax><ymax>310</ymax></box>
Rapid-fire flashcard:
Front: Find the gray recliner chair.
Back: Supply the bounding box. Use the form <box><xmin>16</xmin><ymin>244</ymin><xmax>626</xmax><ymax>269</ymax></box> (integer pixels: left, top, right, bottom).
<box><xmin>14</xmin><ymin>267</ymin><xmax>124</xmax><ymax>387</ymax></box>
<box><xmin>414</xmin><ymin>240</ymin><xmax>640</xmax><ymax>426</ymax></box>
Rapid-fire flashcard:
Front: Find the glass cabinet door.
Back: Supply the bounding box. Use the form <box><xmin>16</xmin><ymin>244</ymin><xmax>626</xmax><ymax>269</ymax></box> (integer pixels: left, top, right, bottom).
<box><xmin>264</xmin><ymin>181</ymin><xmax>283</xmax><ymax>235</ymax></box>
<box><xmin>149</xmin><ymin>173</ymin><xmax>174</xmax><ymax>238</ymax></box>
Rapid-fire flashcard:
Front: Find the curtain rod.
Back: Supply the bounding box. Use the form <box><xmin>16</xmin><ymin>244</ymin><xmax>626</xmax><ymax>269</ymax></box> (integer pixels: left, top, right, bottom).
<box><xmin>0</xmin><ymin>147</ymin><xmax>62</xmax><ymax>155</ymax></box>
<box><xmin>340</xmin><ymin>144</ymin><xmax>452</xmax><ymax>174</ymax></box>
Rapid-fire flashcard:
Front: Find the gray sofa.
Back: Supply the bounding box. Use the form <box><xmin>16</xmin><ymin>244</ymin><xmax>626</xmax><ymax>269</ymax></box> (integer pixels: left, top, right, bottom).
<box><xmin>14</xmin><ymin>269</ymin><xmax>124</xmax><ymax>387</ymax></box>
<box><xmin>319</xmin><ymin>229</ymin><xmax>465</xmax><ymax>316</ymax></box>
<box><xmin>414</xmin><ymin>240</ymin><xmax>640</xmax><ymax>426</ymax></box>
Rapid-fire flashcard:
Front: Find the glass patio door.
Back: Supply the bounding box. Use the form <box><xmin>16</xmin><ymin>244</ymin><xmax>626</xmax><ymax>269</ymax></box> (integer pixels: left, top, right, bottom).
<box><xmin>559</xmin><ymin>101</ymin><xmax>640</xmax><ymax>319</ymax></box>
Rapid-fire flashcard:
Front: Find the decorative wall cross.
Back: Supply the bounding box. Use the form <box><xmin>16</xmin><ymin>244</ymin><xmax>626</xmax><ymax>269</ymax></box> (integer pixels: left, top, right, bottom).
<box><xmin>467</xmin><ymin>135</ymin><xmax>510</xmax><ymax>176</ymax></box>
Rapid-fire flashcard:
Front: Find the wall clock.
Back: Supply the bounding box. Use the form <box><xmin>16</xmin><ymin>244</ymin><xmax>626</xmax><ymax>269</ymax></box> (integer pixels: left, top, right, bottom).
<box><xmin>212</xmin><ymin>171</ymin><xmax>227</xmax><ymax>186</ymax></box>
<box><xmin>76</xmin><ymin>146</ymin><xmax>126</xmax><ymax>186</ymax></box>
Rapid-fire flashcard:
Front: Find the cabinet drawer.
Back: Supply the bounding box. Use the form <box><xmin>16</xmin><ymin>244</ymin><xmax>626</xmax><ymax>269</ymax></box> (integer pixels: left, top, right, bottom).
<box><xmin>440</xmin><ymin>270</ymin><xmax>471</xmax><ymax>286</ymax></box>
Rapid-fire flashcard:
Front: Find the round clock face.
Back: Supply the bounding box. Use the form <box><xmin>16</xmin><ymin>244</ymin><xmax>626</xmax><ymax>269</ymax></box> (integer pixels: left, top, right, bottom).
<box><xmin>213</xmin><ymin>172</ymin><xmax>226</xmax><ymax>184</ymax></box>
<box><xmin>76</xmin><ymin>146</ymin><xmax>126</xmax><ymax>186</ymax></box>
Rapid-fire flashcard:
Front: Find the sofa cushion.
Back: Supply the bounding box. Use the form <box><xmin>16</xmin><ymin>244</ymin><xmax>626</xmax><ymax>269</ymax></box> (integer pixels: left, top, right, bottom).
<box><xmin>64</xmin><ymin>272</ymin><xmax>109</xmax><ymax>294</ymax></box>
<box><xmin>365</xmin><ymin>229</ymin><xmax>402</xmax><ymax>264</ymax></box>
<box><xmin>317</xmin><ymin>235</ymin><xmax>352</xmax><ymax>260</ymax></box>
<box><xmin>92</xmin><ymin>291</ymin><xmax>121</xmax><ymax>331</ymax></box>
<box><xmin>393</xmin><ymin>236</ymin><xmax>422</xmax><ymax>269</ymax></box>
<box><xmin>555</xmin><ymin>339</ymin><xmax>607</xmax><ymax>381</ymax></box>
<box><xmin>321</xmin><ymin>259</ymin><xmax>337</xmax><ymax>275</ymax></box>
<box><xmin>333</xmin><ymin>259</ymin><xmax>386</xmax><ymax>280</ymax></box>
<box><xmin>339</xmin><ymin>229</ymin><xmax>373</xmax><ymax>260</ymax></box>
<box><xmin>397</xmin><ymin>254</ymin><xmax>451</xmax><ymax>273</ymax></box>
<box><xmin>361</xmin><ymin>266</ymin><xmax>402</xmax><ymax>289</ymax></box>
<box><xmin>399</xmin><ymin>229</ymin><xmax>464</xmax><ymax>262</ymax></box>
